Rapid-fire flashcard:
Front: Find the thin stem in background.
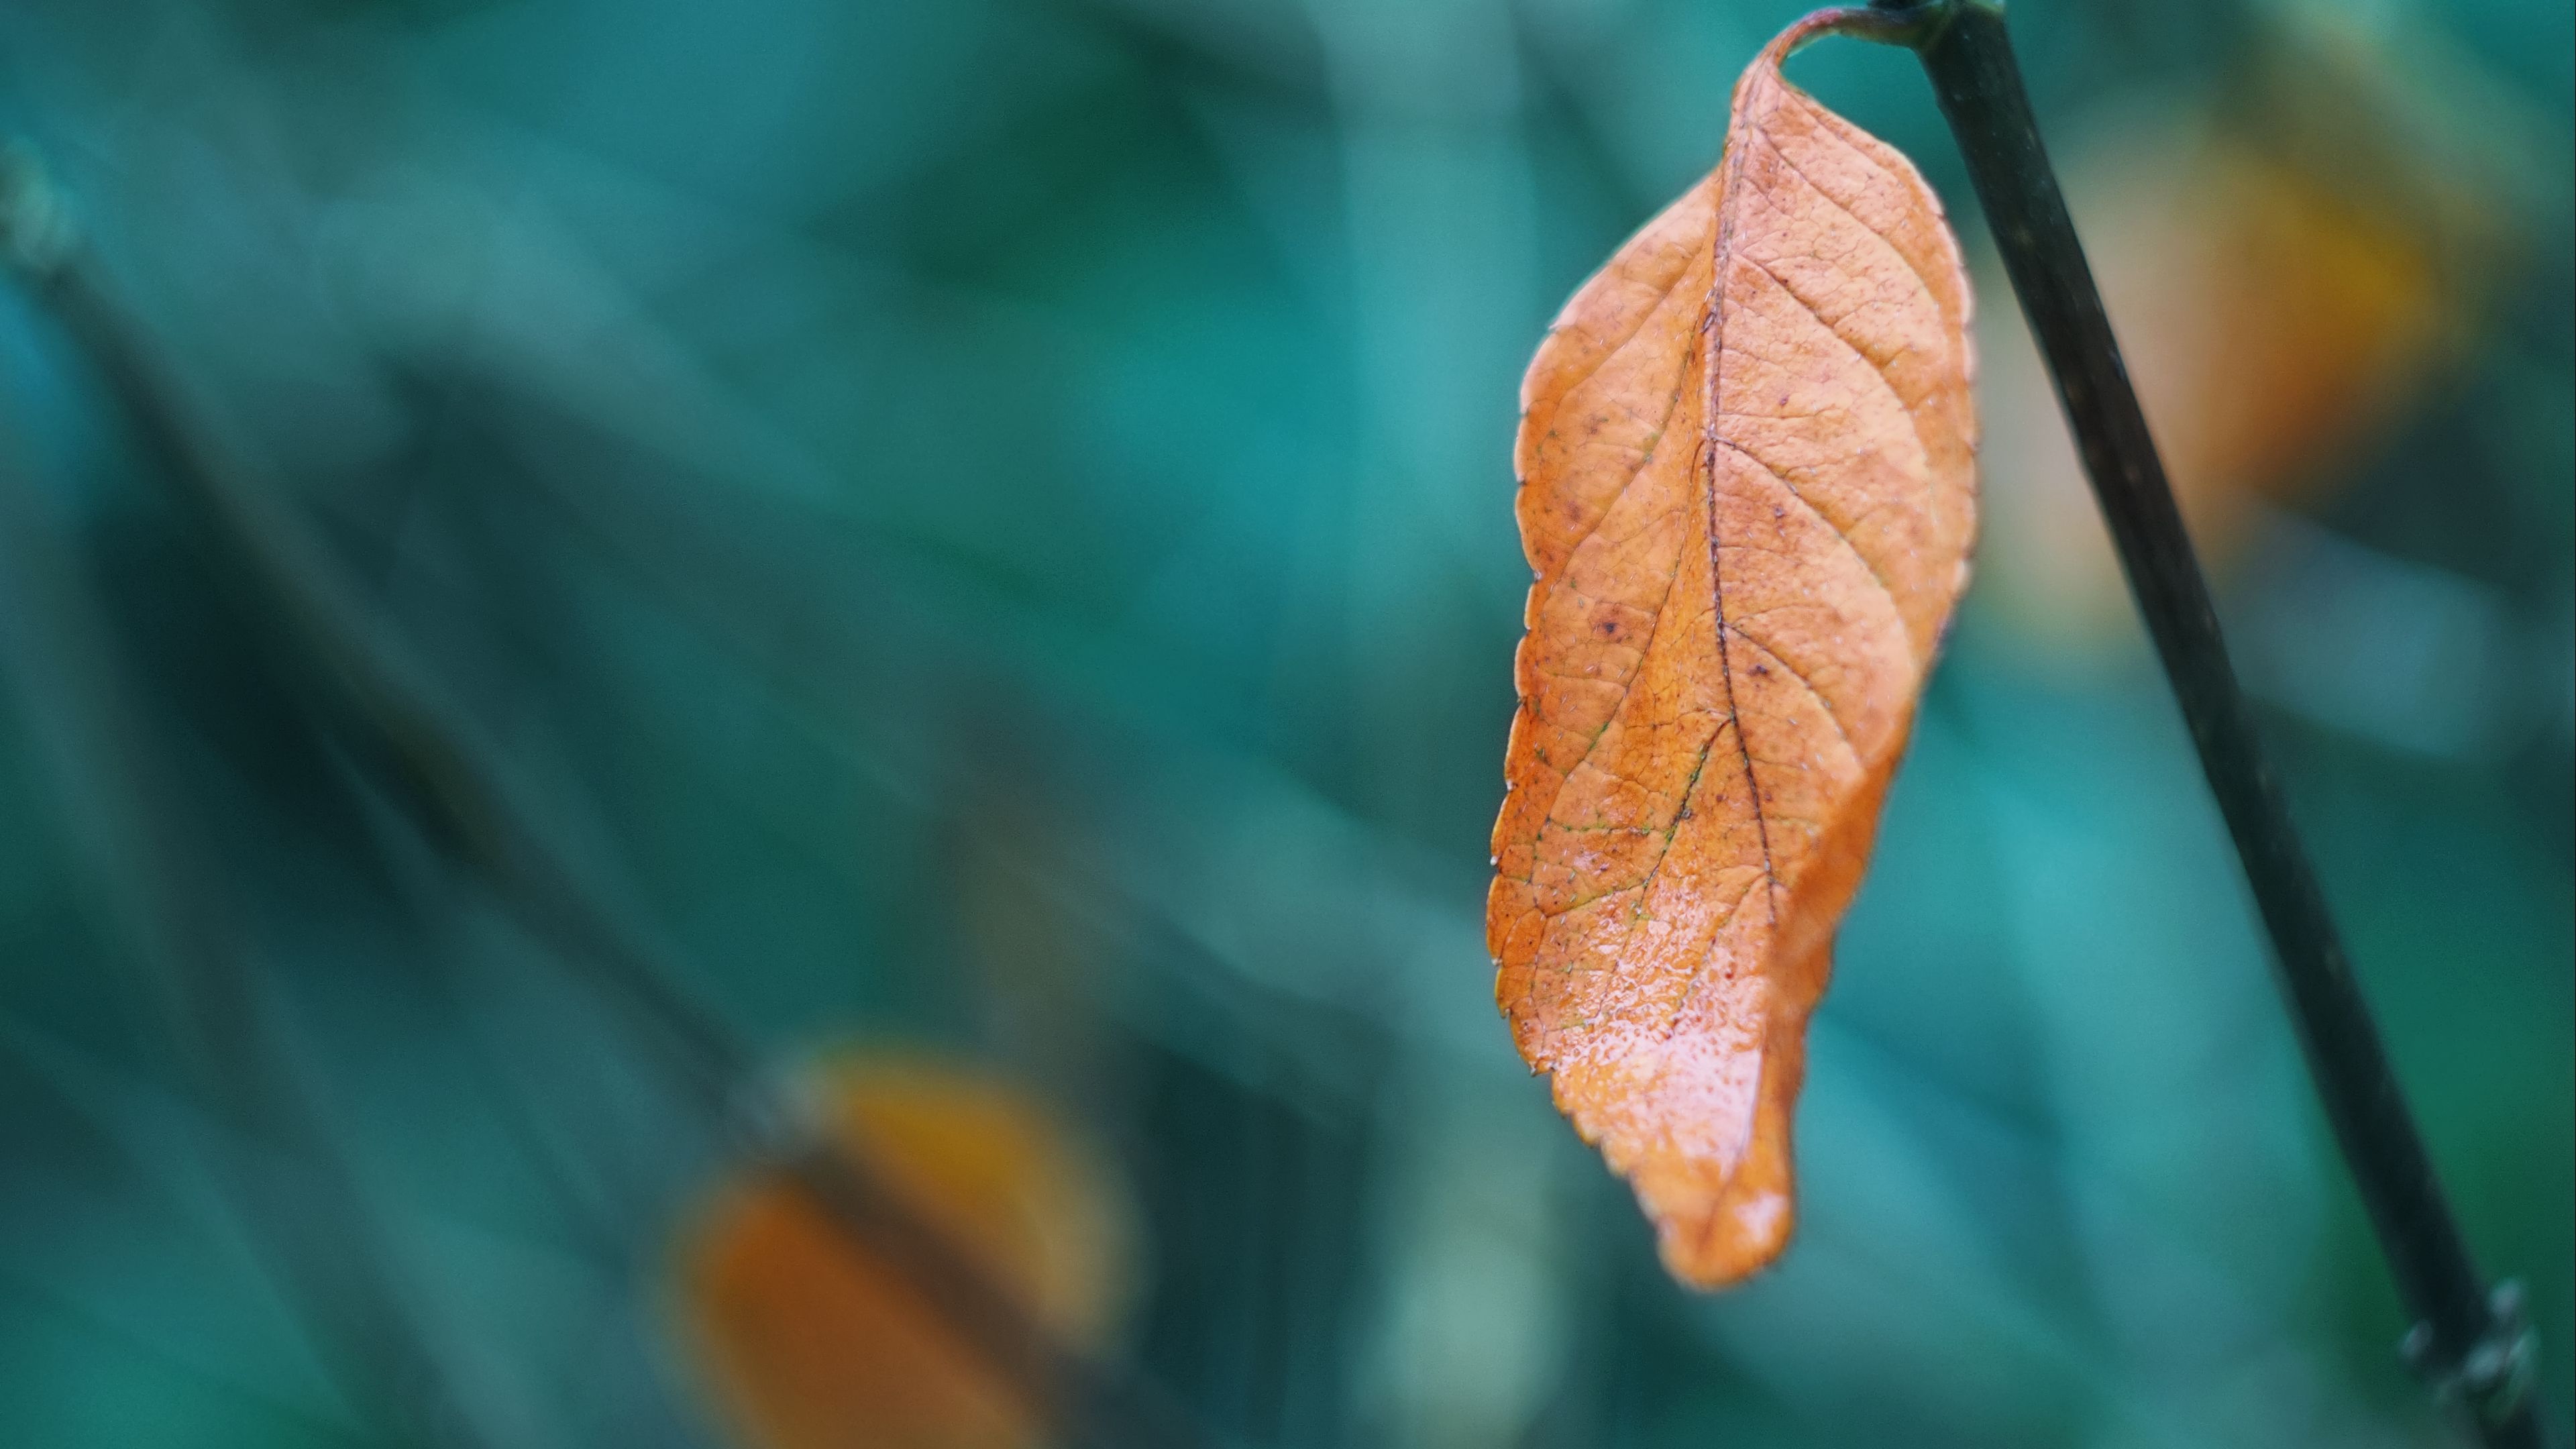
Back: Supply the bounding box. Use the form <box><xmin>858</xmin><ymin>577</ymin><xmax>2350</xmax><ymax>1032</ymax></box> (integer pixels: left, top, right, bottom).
<box><xmin>0</xmin><ymin>158</ymin><xmax>1216</xmax><ymax>1449</ymax></box>
<box><xmin>1849</xmin><ymin>2</ymin><xmax>2548</xmax><ymax>1445</ymax></box>
<box><xmin>0</xmin><ymin>407</ymin><xmax>502</xmax><ymax>1449</ymax></box>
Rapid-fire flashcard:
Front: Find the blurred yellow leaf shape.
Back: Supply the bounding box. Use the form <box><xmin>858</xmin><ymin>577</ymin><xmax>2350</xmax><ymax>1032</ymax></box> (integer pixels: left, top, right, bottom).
<box><xmin>1488</xmin><ymin>13</ymin><xmax>1976</xmax><ymax>1290</ymax></box>
<box><xmin>677</xmin><ymin>1055</ymin><xmax>1132</xmax><ymax>1449</ymax></box>
<box><xmin>1975</xmin><ymin>10</ymin><xmax>2527</xmax><ymax>647</ymax></box>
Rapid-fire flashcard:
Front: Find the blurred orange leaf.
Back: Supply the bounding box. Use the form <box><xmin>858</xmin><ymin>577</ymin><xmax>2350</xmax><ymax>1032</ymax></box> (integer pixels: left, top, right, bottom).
<box><xmin>1487</xmin><ymin>13</ymin><xmax>1976</xmax><ymax>1290</ymax></box>
<box><xmin>1974</xmin><ymin>10</ymin><xmax>2520</xmax><ymax>650</ymax></box>
<box><xmin>676</xmin><ymin>1055</ymin><xmax>1132</xmax><ymax>1449</ymax></box>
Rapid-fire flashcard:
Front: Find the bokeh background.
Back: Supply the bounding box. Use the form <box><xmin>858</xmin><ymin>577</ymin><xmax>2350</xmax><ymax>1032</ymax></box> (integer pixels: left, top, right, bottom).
<box><xmin>0</xmin><ymin>0</ymin><xmax>2567</xmax><ymax>1446</ymax></box>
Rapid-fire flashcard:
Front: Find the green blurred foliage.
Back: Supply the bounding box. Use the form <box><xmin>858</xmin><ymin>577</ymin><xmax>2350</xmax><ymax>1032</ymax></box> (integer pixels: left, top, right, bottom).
<box><xmin>0</xmin><ymin>0</ymin><xmax>2565</xmax><ymax>1446</ymax></box>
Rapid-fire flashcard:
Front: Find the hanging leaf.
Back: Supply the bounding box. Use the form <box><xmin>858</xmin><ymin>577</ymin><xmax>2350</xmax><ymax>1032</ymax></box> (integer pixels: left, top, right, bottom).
<box><xmin>674</xmin><ymin>1054</ymin><xmax>1133</xmax><ymax>1449</ymax></box>
<box><xmin>1488</xmin><ymin>12</ymin><xmax>1976</xmax><ymax>1289</ymax></box>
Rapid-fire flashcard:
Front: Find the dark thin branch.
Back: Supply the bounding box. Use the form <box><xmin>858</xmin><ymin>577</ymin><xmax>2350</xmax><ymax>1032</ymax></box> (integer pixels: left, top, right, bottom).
<box><xmin>331</xmin><ymin>755</ymin><xmax>639</xmax><ymax>1271</ymax></box>
<box><xmin>0</xmin><ymin>152</ymin><xmax>1214</xmax><ymax>1449</ymax></box>
<box><xmin>1846</xmin><ymin>3</ymin><xmax>2547</xmax><ymax>1444</ymax></box>
<box><xmin>0</xmin><ymin>405</ymin><xmax>498</xmax><ymax>1449</ymax></box>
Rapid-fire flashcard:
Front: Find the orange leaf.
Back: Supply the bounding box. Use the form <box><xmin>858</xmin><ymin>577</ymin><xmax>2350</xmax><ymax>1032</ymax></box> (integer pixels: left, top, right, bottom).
<box><xmin>674</xmin><ymin>1055</ymin><xmax>1132</xmax><ymax>1449</ymax></box>
<box><xmin>1489</xmin><ymin>13</ymin><xmax>1976</xmax><ymax>1289</ymax></box>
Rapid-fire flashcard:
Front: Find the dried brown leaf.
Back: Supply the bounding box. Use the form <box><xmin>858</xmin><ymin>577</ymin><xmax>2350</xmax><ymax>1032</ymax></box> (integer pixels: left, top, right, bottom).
<box><xmin>1488</xmin><ymin>13</ymin><xmax>1976</xmax><ymax>1289</ymax></box>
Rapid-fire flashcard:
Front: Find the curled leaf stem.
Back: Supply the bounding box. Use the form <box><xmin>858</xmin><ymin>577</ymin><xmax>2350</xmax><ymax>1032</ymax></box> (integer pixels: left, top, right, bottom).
<box><xmin>1836</xmin><ymin>2</ymin><xmax>2549</xmax><ymax>1444</ymax></box>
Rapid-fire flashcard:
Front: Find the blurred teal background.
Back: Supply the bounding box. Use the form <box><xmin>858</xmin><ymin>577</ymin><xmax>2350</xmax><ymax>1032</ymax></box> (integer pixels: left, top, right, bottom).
<box><xmin>0</xmin><ymin>0</ymin><xmax>2566</xmax><ymax>1446</ymax></box>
